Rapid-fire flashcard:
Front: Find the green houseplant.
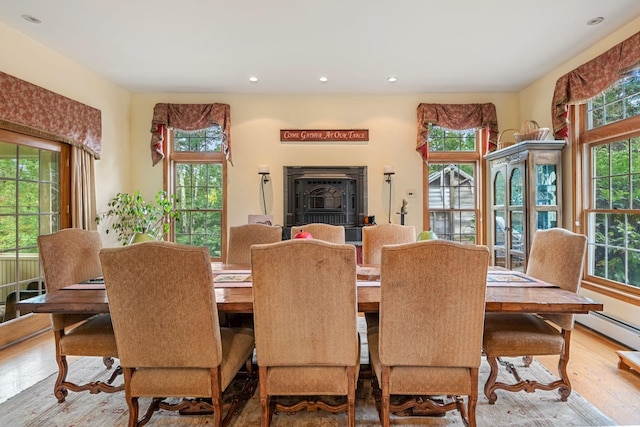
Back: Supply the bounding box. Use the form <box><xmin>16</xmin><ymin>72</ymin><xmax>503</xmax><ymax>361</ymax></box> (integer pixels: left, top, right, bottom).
<box><xmin>95</xmin><ymin>190</ymin><xmax>178</xmax><ymax>245</ymax></box>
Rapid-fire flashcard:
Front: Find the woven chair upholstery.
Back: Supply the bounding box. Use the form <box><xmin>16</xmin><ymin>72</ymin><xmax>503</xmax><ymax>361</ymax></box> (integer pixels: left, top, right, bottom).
<box><xmin>38</xmin><ymin>228</ymin><xmax>122</xmax><ymax>402</ymax></box>
<box><xmin>100</xmin><ymin>241</ymin><xmax>255</xmax><ymax>427</ymax></box>
<box><xmin>361</xmin><ymin>224</ymin><xmax>415</xmax><ymax>265</ymax></box>
<box><xmin>483</xmin><ymin>228</ymin><xmax>588</xmax><ymax>403</ymax></box>
<box><xmin>362</xmin><ymin>223</ymin><xmax>416</xmax><ymax>331</ymax></box>
<box><xmin>291</xmin><ymin>223</ymin><xmax>346</xmax><ymax>244</ymax></box>
<box><xmin>368</xmin><ymin>240</ymin><xmax>489</xmax><ymax>427</ymax></box>
<box><xmin>251</xmin><ymin>239</ymin><xmax>360</xmax><ymax>426</ymax></box>
<box><xmin>226</xmin><ymin>224</ymin><xmax>282</xmax><ymax>264</ymax></box>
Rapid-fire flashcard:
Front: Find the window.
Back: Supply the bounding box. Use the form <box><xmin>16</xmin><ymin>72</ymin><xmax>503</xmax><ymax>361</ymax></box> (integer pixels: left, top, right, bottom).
<box><xmin>167</xmin><ymin>127</ymin><xmax>226</xmax><ymax>260</ymax></box>
<box><xmin>578</xmin><ymin>73</ymin><xmax>640</xmax><ymax>294</ymax></box>
<box><xmin>423</xmin><ymin>126</ymin><xmax>483</xmax><ymax>243</ymax></box>
<box><xmin>0</xmin><ymin>130</ymin><xmax>69</xmax><ymax>323</ymax></box>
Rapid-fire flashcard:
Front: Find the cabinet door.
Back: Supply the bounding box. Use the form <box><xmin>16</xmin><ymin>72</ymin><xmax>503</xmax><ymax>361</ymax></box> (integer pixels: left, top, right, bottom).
<box><xmin>534</xmin><ymin>163</ymin><xmax>559</xmax><ymax>230</ymax></box>
<box><xmin>492</xmin><ymin>167</ymin><xmax>507</xmax><ymax>268</ymax></box>
<box><xmin>508</xmin><ymin>163</ymin><xmax>526</xmax><ymax>271</ymax></box>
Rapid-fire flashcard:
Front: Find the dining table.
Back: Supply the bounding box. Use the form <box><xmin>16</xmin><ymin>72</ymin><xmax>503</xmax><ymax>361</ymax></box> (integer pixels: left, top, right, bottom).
<box><xmin>16</xmin><ymin>263</ymin><xmax>603</xmax><ymax>316</ymax></box>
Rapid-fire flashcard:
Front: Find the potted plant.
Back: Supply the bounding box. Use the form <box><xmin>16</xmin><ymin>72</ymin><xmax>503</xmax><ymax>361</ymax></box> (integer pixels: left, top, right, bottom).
<box><xmin>95</xmin><ymin>190</ymin><xmax>179</xmax><ymax>245</ymax></box>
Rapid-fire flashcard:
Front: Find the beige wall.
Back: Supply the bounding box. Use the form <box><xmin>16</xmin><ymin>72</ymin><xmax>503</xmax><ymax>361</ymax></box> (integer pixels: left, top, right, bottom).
<box><xmin>0</xmin><ymin>21</ymin><xmax>132</xmax><ymax>240</ymax></box>
<box><xmin>131</xmin><ymin>92</ymin><xmax>518</xmax><ymax>234</ymax></box>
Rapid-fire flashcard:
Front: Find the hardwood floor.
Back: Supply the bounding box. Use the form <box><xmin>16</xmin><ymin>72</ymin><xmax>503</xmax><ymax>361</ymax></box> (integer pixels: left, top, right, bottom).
<box><xmin>1</xmin><ymin>324</ymin><xmax>639</xmax><ymax>425</ymax></box>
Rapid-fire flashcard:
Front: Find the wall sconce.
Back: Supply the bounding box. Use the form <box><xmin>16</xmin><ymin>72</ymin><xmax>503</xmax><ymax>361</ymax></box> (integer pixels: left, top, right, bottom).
<box><xmin>258</xmin><ymin>165</ymin><xmax>270</xmax><ymax>184</ymax></box>
<box><xmin>383</xmin><ymin>165</ymin><xmax>395</xmax><ymax>183</ymax></box>
<box><xmin>384</xmin><ymin>166</ymin><xmax>395</xmax><ymax>223</ymax></box>
<box><xmin>258</xmin><ymin>165</ymin><xmax>270</xmax><ymax>215</ymax></box>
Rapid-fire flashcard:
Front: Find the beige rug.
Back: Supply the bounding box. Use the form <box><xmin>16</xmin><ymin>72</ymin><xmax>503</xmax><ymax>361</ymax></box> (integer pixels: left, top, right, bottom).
<box><xmin>0</xmin><ymin>354</ymin><xmax>615</xmax><ymax>426</ymax></box>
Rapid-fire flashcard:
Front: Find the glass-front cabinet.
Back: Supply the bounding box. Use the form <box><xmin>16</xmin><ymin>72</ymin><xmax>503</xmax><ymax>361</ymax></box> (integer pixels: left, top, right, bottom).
<box><xmin>485</xmin><ymin>140</ymin><xmax>565</xmax><ymax>271</ymax></box>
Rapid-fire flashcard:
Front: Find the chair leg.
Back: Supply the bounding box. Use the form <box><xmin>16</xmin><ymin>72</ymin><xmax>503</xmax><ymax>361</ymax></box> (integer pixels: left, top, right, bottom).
<box><xmin>259</xmin><ymin>367</ymin><xmax>271</xmax><ymax>427</ymax></box>
<box><xmin>557</xmin><ymin>330</ymin><xmax>573</xmax><ymax>401</ymax></box>
<box><xmin>380</xmin><ymin>365</ymin><xmax>391</xmax><ymax>427</ymax></box>
<box><xmin>127</xmin><ymin>396</ymin><xmax>139</xmax><ymax>427</ymax></box>
<box><xmin>53</xmin><ymin>330</ymin><xmax>69</xmax><ymax>403</ymax></box>
<box><xmin>484</xmin><ymin>356</ymin><xmax>500</xmax><ymax>404</ymax></box>
<box><xmin>468</xmin><ymin>368</ymin><xmax>478</xmax><ymax>427</ymax></box>
<box><xmin>103</xmin><ymin>356</ymin><xmax>115</xmax><ymax>369</ymax></box>
<box><xmin>347</xmin><ymin>366</ymin><xmax>356</xmax><ymax>427</ymax></box>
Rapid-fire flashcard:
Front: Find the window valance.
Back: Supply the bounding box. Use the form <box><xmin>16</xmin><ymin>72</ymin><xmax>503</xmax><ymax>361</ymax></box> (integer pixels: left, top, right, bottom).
<box><xmin>0</xmin><ymin>72</ymin><xmax>102</xmax><ymax>158</ymax></box>
<box><xmin>416</xmin><ymin>103</ymin><xmax>498</xmax><ymax>160</ymax></box>
<box><xmin>552</xmin><ymin>30</ymin><xmax>640</xmax><ymax>139</ymax></box>
<box><xmin>149</xmin><ymin>103</ymin><xmax>232</xmax><ymax>166</ymax></box>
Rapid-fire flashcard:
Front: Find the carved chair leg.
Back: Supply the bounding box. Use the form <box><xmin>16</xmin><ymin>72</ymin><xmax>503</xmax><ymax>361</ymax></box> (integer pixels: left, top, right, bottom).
<box><xmin>557</xmin><ymin>330</ymin><xmax>573</xmax><ymax>401</ymax></box>
<box><xmin>347</xmin><ymin>366</ymin><xmax>356</xmax><ymax>427</ymax></box>
<box><xmin>54</xmin><ymin>353</ymin><xmax>69</xmax><ymax>403</ymax></box>
<box><xmin>484</xmin><ymin>356</ymin><xmax>500</xmax><ymax>404</ymax></box>
<box><xmin>103</xmin><ymin>356</ymin><xmax>115</xmax><ymax>369</ymax></box>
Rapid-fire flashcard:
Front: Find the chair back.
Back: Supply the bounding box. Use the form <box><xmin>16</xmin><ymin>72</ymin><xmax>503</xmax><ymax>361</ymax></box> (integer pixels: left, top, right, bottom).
<box><xmin>100</xmin><ymin>241</ymin><xmax>222</xmax><ymax>368</ymax></box>
<box><xmin>38</xmin><ymin>229</ymin><xmax>104</xmax><ymax>330</ymax></box>
<box><xmin>526</xmin><ymin>228</ymin><xmax>587</xmax><ymax>330</ymax></box>
<box><xmin>251</xmin><ymin>239</ymin><xmax>358</xmax><ymax>366</ymax></box>
<box><xmin>291</xmin><ymin>223</ymin><xmax>346</xmax><ymax>244</ymax></box>
<box><xmin>379</xmin><ymin>240</ymin><xmax>489</xmax><ymax>368</ymax></box>
<box><xmin>362</xmin><ymin>224</ymin><xmax>415</xmax><ymax>264</ymax></box>
<box><xmin>227</xmin><ymin>223</ymin><xmax>282</xmax><ymax>264</ymax></box>
<box><xmin>38</xmin><ymin>228</ymin><xmax>103</xmax><ymax>293</ymax></box>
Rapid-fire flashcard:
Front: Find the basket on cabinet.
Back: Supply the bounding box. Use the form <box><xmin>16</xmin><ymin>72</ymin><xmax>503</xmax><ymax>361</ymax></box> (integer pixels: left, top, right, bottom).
<box><xmin>497</xmin><ymin>128</ymin><xmax>518</xmax><ymax>150</ymax></box>
<box><xmin>514</xmin><ymin>120</ymin><xmax>550</xmax><ymax>142</ymax></box>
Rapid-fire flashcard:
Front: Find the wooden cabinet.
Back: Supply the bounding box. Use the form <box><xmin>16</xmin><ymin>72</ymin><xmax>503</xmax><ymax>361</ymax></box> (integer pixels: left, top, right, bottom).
<box><xmin>485</xmin><ymin>140</ymin><xmax>565</xmax><ymax>271</ymax></box>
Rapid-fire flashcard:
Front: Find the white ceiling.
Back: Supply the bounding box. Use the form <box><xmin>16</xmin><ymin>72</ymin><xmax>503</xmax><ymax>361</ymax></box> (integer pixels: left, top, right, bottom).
<box><xmin>1</xmin><ymin>0</ymin><xmax>639</xmax><ymax>94</ymax></box>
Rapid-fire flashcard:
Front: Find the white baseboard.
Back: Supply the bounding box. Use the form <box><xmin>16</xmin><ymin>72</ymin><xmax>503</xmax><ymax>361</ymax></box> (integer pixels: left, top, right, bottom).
<box><xmin>576</xmin><ymin>312</ymin><xmax>640</xmax><ymax>351</ymax></box>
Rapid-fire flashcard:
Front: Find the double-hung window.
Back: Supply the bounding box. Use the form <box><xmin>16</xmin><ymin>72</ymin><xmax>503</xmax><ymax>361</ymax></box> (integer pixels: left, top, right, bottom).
<box><xmin>423</xmin><ymin>125</ymin><xmax>484</xmax><ymax>243</ymax></box>
<box><xmin>578</xmin><ymin>72</ymin><xmax>640</xmax><ymax>293</ymax></box>
<box><xmin>166</xmin><ymin>126</ymin><xmax>226</xmax><ymax>260</ymax></box>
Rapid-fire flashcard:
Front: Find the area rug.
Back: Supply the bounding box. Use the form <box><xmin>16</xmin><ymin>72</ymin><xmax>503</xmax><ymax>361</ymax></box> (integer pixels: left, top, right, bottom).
<box><xmin>0</xmin><ymin>353</ymin><xmax>615</xmax><ymax>426</ymax></box>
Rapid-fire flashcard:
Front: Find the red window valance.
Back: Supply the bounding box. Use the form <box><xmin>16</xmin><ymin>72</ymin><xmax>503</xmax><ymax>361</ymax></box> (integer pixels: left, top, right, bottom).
<box><xmin>149</xmin><ymin>103</ymin><xmax>232</xmax><ymax>166</ymax></box>
<box><xmin>0</xmin><ymin>72</ymin><xmax>102</xmax><ymax>158</ymax></box>
<box><xmin>416</xmin><ymin>103</ymin><xmax>498</xmax><ymax>160</ymax></box>
<box><xmin>552</xmin><ymin>30</ymin><xmax>640</xmax><ymax>139</ymax></box>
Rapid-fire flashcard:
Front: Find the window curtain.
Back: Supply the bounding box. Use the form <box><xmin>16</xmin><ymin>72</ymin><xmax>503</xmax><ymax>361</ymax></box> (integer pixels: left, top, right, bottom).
<box><xmin>0</xmin><ymin>72</ymin><xmax>100</xmax><ymax>230</ymax></box>
<box><xmin>552</xmin><ymin>30</ymin><xmax>640</xmax><ymax>139</ymax></box>
<box><xmin>149</xmin><ymin>103</ymin><xmax>232</xmax><ymax>166</ymax></box>
<box><xmin>70</xmin><ymin>147</ymin><xmax>97</xmax><ymax>230</ymax></box>
<box><xmin>416</xmin><ymin>103</ymin><xmax>498</xmax><ymax>161</ymax></box>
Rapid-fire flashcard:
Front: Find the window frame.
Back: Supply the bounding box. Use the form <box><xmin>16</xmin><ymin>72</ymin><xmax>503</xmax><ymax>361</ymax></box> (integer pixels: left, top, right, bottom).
<box><xmin>422</xmin><ymin>127</ymin><xmax>486</xmax><ymax>245</ymax></box>
<box><xmin>573</xmin><ymin>105</ymin><xmax>640</xmax><ymax>301</ymax></box>
<box><xmin>163</xmin><ymin>127</ymin><xmax>227</xmax><ymax>261</ymax></box>
<box><xmin>0</xmin><ymin>128</ymin><xmax>70</xmax><ymax>327</ymax></box>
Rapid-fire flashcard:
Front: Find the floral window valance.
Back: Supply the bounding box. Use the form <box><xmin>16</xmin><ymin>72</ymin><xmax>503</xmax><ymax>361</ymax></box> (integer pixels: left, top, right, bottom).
<box><xmin>552</xmin><ymin>30</ymin><xmax>640</xmax><ymax>139</ymax></box>
<box><xmin>416</xmin><ymin>103</ymin><xmax>498</xmax><ymax>160</ymax></box>
<box><xmin>0</xmin><ymin>72</ymin><xmax>102</xmax><ymax>158</ymax></box>
<box><xmin>150</xmin><ymin>103</ymin><xmax>232</xmax><ymax>166</ymax></box>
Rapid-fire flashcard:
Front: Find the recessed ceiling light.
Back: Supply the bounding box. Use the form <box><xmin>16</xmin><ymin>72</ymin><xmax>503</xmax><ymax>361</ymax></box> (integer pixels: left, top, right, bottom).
<box><xmin>21</xmin><ymin>14</ymin><xmax>41</xmax><ymax>24</ymax></box>
<box><xmin>319</xmin><ymin>76</ymin><xmax>328</xmax><ymax>83</ymax></box>
<box><xmin>587</xmin><ymin>16</ymin><xmax>604</xmax><ymax>26</ymax></box>
<box><xmin>387</xmin><ymin>76</ymin><xmax>398</xmax><ymax>83</ymax></box>
<box><xmin>249</xmin><ymin>76</ymin><xmax>259</xmax><ymax>83</ymax></box>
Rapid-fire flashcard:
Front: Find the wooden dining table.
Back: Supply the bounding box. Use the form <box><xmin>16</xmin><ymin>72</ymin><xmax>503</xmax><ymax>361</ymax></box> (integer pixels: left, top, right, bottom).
<box><xmin>16</xmin><ymin>264</ymin><xmax>603</xmax><ymax>316</ymax></box>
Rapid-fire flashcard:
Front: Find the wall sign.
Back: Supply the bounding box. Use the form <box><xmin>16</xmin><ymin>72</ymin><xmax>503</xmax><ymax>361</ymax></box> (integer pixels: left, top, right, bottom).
<box><xmin>280</xmin><ymin>129</ymin><xmax>369</xmax><ymax>142</ymax></box>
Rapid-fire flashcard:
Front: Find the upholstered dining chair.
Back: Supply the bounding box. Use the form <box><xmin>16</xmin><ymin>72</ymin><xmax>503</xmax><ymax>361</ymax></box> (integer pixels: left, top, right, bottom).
<box><xmin>226</xmin><ymin>223</ymin><xmax>282</xmax><ymax>264</ymax></box>
<box><xmin>291</xmin><ymin>223</ymin><xmax>346</xmax><ymax>244</ymax></box>
<box><xmin>362</xmin><ymin>223</ymin><xmax>416</xmax><ymax>331</ymax></box>
<box><xmin>37</xmin><ymin>228</ymin><xmax>122</xmax><ymax>403</ymax></box>
<box><xmin>251</xmin><ymin>239</ymin><xmax>360</xmax><ymax>426</ymax></box>
<box><xmin>483</xmin><ymin>228</ymin><xmax>588</xmax><ymax>404</ymax></box>
<box><xmin>100</xmin><ymin>241</ymin><xmax>255</xmax><ymax>427</ymax></box>
<box><xmin>361</xmin><ymin>223</ymin><xmax>416</xmax><ymax>265</ymax></box>
<box><xmin>367</xmin><ymin>240</ymin><xmax>489</xmax><ymax>427</ymax></box>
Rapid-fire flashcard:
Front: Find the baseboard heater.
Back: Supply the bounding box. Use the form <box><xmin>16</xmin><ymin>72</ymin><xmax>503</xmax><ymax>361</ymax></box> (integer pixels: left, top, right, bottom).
<box><xmin>577</xmin><ymin>312</ymin><xmax>640</xmax><ymax>351</ymax></box>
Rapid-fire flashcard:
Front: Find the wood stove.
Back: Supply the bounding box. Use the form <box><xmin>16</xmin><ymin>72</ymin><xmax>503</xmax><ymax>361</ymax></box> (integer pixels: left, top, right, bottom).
<box><xmin>283</xmin><ymin>166</ymin><xmax>367</xmax><ymax>242</ymax></box>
